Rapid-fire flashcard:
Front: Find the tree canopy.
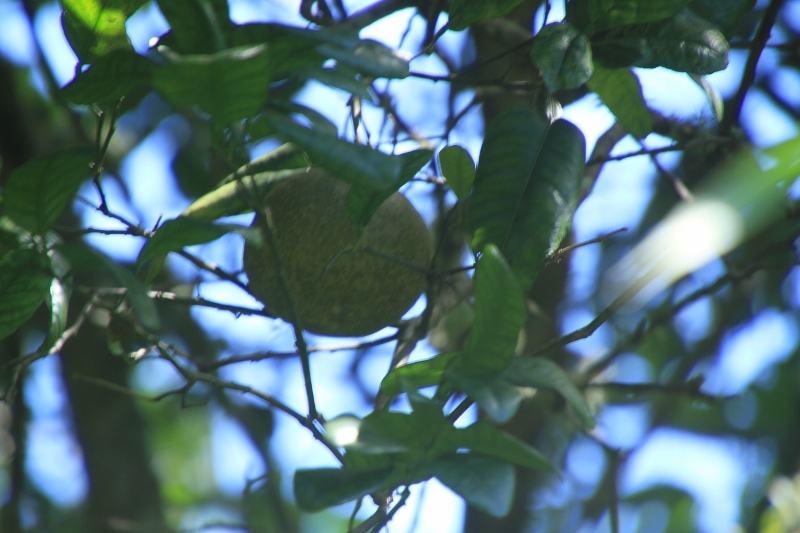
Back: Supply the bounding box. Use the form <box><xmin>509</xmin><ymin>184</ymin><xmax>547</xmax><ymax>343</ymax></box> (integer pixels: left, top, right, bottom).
<box><xmin>2</xmin><ymin>1</ymin><xmax>800</xmax><ymax>532</ymax></box>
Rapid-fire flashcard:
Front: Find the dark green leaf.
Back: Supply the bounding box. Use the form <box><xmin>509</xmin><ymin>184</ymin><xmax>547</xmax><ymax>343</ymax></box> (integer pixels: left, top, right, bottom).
<box><xmin>60</xmin><ymin>49</ymin><xmax>153</xmax><ymax>105</ymax></box>
<box><xmin>154</xmin><ymin>44</ymin><xmax>271</xmax><ymax>125</ymax></box>
<box><xmin>566</xmin><ymin>0</ymin><xmax>693</xmax><ymax>33</ymax></box>
<box><xmin>267</xmin><ymin>101</ymin><xmax>338</xmax><ymax>138</ymax></box>
<box><xmin>138</xmin><ymin>217</ymin><xmax>256</xmax><ymax>263</ymax></box>
<box><xmin>460</xmin><ymin>245</ymin><xmax>526</xmax><ymax>375</ymax></box>
<box><xmin>689</xmin><ymin>0</ymin><xmax>756</xmax><ymax>37</ymax></box>
<box><xmin>61</xmin><ymin>0</ymin><xmax>145</xmax><ymax>61</ymax></box>
<box><xmin>218</xmin><ymin>145</ymin><xmax>308</xmax><ymax>187</ymax></box>
<box><xmin>317</xmin><ymin>39</ymin><xmax>409</xmax><ymax>79</ymax></box>
<box><xmin>266</xmin><ymin>113</ymin><xmax>402</xmax><ymax>191</ymax></box>
<box><xmin>294</xmin><ymin>467</ymin><xmax>393</xmax><ymax>512</ymax></box>
<box><xmin>4</xmin><ymin>150</ymin><xmax>93</xmax><ymax>235</ymax></box>
<box><xmin>379</xmin><ymin>352</ymin><xmax>460</xmax><ymax>398</ymax></box>
<box><xmin>345</xmin><ymin>149</ymin><xmax>432</xmax><ymax>227</ymax></box>
<box><xmin>156</xmin><ymin>0</ymin><xmax>232</xmax><ymax>54</ymax></box>
<box><xmin>467</xmin><ymin>106</ymin><xmax>585</xmax><ymax>290</ymax></box>
<box><xmin>447</xmin><ymin>422</ymin><xmax>554</xmax><ymax>471</ymax></box>
<box><xmin>587</xmin><ymin>66</ymin><xmax>651</xmax><ymax>138</ymax></box>
<box><xmin>356</xmin><ymin>409</ymin><xmax>444</xmax><ymax>452</ymax></box>
<box><xmin>445</xmin><ymin>370</ymin><xmax>522</xmax><ymax>424</ymax></box>
<box><xmin>58</xmin><ymin>244</ymin><xmax>160</xmax><ymax>330</ymax></box>
<box><xmin>231</xmin><ymin>23</ymin><xmax>326</xmax><ymax>79</ymax></box>
<box><xmin>0</xmin><ymin>247</ymin><xmax>53</xmax><ymax>340</ymax></box>
<box><xmin>430</xmin><ymin>453</ymin><xmax>515</xmax><ymax>517</ymax></box>
<box><xmin>448</xmin><ymin>0</ymin><xmax>527</xmax><ymax>31</ymax></box>
<box><xmin>295</xmin><ymin>65</ymin><xmax>374</xmax><ymax>100</ymax></box>
<box><xmin>438</xmin><ymin>145</ymin><xmax>475</xmax><ymax>201</ymax></box>
<box><xmin>181</xmin><ymin>168</ymin><xmax>304</xmax><ymax>219</ymax></box>
<box><xmin>501</xmin><ymin>357</ymin><xmax>595</xmax><ymax>428</ymax></box>
<box><xmin>530</xmin><ymin>23</ymin><xmax>593</xmax><ymax>93</ymax></box>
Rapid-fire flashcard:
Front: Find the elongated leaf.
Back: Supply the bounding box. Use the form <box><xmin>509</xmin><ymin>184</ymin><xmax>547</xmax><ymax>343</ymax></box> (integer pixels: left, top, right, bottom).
<box><xmin>42</xmin><ymin>246</ymin><xmax>72</xmax><ymax>351</ymax></box>
<box><xmin>690</xmin><ymin>73</ymin><xmax>724</xmax><ymax>122</ymax></box>
<box><xmin>467</xmin><ymin>106</ymin><xmax>585</xmax><ymax>290</ymax></box>
<box><xmin>438</xmin><ymin>145</ymin><xmax>475</xmax><ymax>201</ymax></box>
<box><xmin>446</xmin><ymin>422</ymin><xmax>554</xmax><ymax>471</ymax></box>
<box><xmin>356</xmin><ymin>409</ymin><xmax>446</xmax><ymax>453</ymax></box>
<box><xmin>689</xmin><ymin>0</ymin><xmax>756</xmax><ymax>37</ymax></box>
<box><xmin>345</xmin><ymin>148</ymin><xmax>432</xmax><ymax>227</ymax></box>
<box><xmin>266</xmin><ymin>113</ymin><xmax>402</xmax><ymax>191</ymax></box>
<box><xmin>566</xmin><ymin>0</ymin><xmax>692</xmax><ymax>32</ymax></box>
<box><xmin>448</xmin><ymin>0</ymin><xmax>527</xmax><ymax>31</ymax></box>
<box><xmin>295</xmin><ymin>65</ymin><xmax>374</xmax><ymax>100</ymax></box>
<box><xmin>58</xmin><ymin>244</ymin><xmax>160</xmax><ymax>330</ymax></box>
<box><xmin>0</xmin><ymin>247</ymin><xmax>53</xmax><ymax>340</ymax></box>
<box><xmin>379</xmin><ymin>352</ymin><xmax>459</xmax><ymax>398</ymax></box>
<box><xmin>154</xmin><ymin>44</ymin><xmax>271</xmax><ymax>125</ymax></box>
<box><xmin>138</xmin><ymin>218</ymin><xmax>258</xmax><ymax>262</ymax></box>
<box><xmin>430</xmin><ymin>453</ymin><xmax>515</xmax><ymax>517</ymax></box>
<box><xmin>501</xmin><ymin>357</ymin><xmax>595</xmax><ymax>428</ymax></box>
<box><xmin>156</xmin><ymin>0</ymin><xmax>231</xmax><ymax>54</ymax></box>
<box><xmin>530</xmin><ymin>23</ymin><xmax>593</xmax><ymax>93</ymax></box>
<box><xmin>4</xmin><ymin>150</ymin><xmax>93</xmax><ymax>235</ymax></box>
<box><xmin>181</xmin><ymin>169</ymin><xmax>305</xmax><ymax>220</ymax></box>
<box><xmin>61</xmin><ymin>0</ymin><xmax>145</xmax><ymax>61</ymax></box>
<box><xmin>294</xmin><ymin>467</ymin><xmax>393</xmax><ymax>512</ymax></box>
<box><xmin>61</xmin><ymin>49</ymin><xmax>153</xmax><ymax>105</ymax></box>
<box><xmin>218</xmin><ymin>144</ymin><xmax>307</xmax><ymax>187</ymax></box>
<box><xmin>461</xmin><ymin>245</ymin><xmax>526</xmax><ymax>375</ymax></box>
<box><xmin>445</xmin><ymin>370</ymin><xmax>522</xmax><ymax>424</ymax></box>
<box><xmin>317</xmin><ymin>39</ymin><xmax>409</xmax><ymax>79</ymax></box>
<box><xmin>588</xmin><ymin>67</ymin><xmax>651</xmax><ymax>138</ymax></box>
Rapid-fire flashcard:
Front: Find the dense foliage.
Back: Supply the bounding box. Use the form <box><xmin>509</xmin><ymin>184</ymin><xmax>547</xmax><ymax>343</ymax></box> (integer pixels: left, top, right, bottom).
<box><xmin>2</xmin><ymin>0</ymin><xmax>800</xmax><ymax>532</ymax></box>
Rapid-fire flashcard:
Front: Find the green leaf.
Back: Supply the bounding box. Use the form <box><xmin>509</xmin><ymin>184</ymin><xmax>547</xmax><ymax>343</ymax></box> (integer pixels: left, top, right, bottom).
<box><xmin>138</xmin><ymin>217</ymin><xmax>257</xmax><ymax>263</ymax></box>
<box><xmin>265</xmin><ymin>113</ymin><xmax>403</xmax><ymax>191</ymax></box>
<box><xmin>267</xmin><ymin>101</ymin><xmax>338</xmax><ymax>139</ymax></box>
<box><xmin>356</xmin><ymin>409</ymin><xmax>445</xmax><ymax>453</ymax></box>
<box><xmin>448</xmin><ymin>422</ymin><xmax>554</xmax><ymax>471</ymax></box>
<box><xmin>154</xmin><ymin>44</ymin><xmax>272</xmax><ymax>125</ymax></box>
<box><xmin>500</xmin><ymin>357</ymin><xmax>595</xmax><ymax>428</ymax></box>
<box><xmin>430</xmin><ymin>453</ymin><xmax>515</xmax><ymax>517</ymax></box>
<box><xmin>445</xmin><ymin>370</ymin><xmax>522</xmax><ymax>424</ymax></box>
<box><xmin>690</xmin><ymin>73</ymin><xmax>724</xmax><ymax>122</ymax></box>
<box><xmin>60</xmin><ymin>49</ymin><xmax>153</xmax><ymax>105</ymax></box>
<box><xmin>530</xmin><ymin>23</ymin><xmax>593</xmax><ymax>93</ymax></box>
<box><xmin>41</xmin><ymin>246</ymin><xmax>72</xmax><ymax>351</ymax></box>
<box><xmin>467</xmin><ymin>106</ymin><xmax>585</xmax><ymax>290</ymax></box>
<box><xmin>566</xmin><ymin>0</ymin><xmax>693</xmax><ymax>33</ymax></box>
<box><xmin>4</xmin><ymin>150</ymin><xmax>93</xmax><ymax>235</ymax></box>
<box><xmin>345</xmin><ymin>148</ymin><xmax>432</xmax><ymax>227</ymax></box>
<box><xmin>438</xmin><ymin>145</ymin><xmax>475</xmax><ymax>201</ymax></box>
<box><xmin>60</xmin><ymin>0</ymin><xmax>145</xmax><ymax>61</ymax></box>
<box><xmin>379</xmin><ymin>352</ymin><xmax>459</xmax><ymax>398</ymax></box>
<box><xmin>461</xmin><ymin>245</ymin><xmax>526</xmax><ymax>375</ymax></box>
<box><xmin>0</xmin><ymin>247</ymin><xmax>53</xmax><ymax>340</ymax></box>
<box><xmin>155</xmin><ymin>0</ymin><xmax>232</xmax><ymax>54</ymax></box>
<box><xmin>180</xmin><ymin>168</ymin><xmax>304</xmax><ymax>220</ymax></box>
<box><xmin>448</xmin><ymin>0</ymin><xmax>527</xmax><ymax>31</ymax></box>
<box><xmin>294</xmin><ymin>467</ymin><xmax>393</xmax><ymax>512</ymax></box>
<box><xmin>689</xmin><ymin>0</ymin><xmax>756</xmax><ymax>37</ymax></box>
<box><xmin>295</xmin><ymin>65</ymin><xmax>374</xmax><ymax>100</ymax></box>
<box><xmin>316</xmin><ymin>39</ymin><xmax>409</xmax><ymax>79</ymax></box>
<box><xmin>58</xmin><ymin>244</ymin><xmax>160</xmax><ymax>331</ymax></box>
<box><xmin>587</xmin><ymin>66</ymin><xmax>652</xmax><ymax>138</ymax></box>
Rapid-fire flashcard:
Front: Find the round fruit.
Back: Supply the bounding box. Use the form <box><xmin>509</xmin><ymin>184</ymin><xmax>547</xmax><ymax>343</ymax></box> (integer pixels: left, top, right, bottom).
<box><xmin>242</xmin><ymin>169</ymin><xmax>433</xmax><ymax>337</ymax></box>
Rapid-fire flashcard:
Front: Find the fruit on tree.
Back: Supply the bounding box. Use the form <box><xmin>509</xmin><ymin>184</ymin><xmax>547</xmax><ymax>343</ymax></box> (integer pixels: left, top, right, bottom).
<box><xmin>242</xmin><ymin>169</ymin><xmax>432</xmax><ymax>337</ymax></box>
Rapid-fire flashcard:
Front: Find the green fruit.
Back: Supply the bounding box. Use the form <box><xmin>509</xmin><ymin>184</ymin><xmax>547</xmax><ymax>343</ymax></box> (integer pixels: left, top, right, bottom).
<box><xmin>242</xmin><ymin>169</ymin><xmax>433</xmax><ymax>337</ymax></box>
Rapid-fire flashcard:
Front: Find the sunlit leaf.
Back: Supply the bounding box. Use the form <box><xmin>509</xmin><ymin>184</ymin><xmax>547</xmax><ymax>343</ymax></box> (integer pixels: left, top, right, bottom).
<box><xmin>530</xmin><ymin>23</ymin><xmax>593</xmax><ymax>93</ymax></box>
<box><xmin>294</xmin><ymin>467</ymin><xmax>393</xmax><ymax>511</ymax></box>
<box><xmin>467</xmin><ymin>106</ymin><xmax>585</xmax><ymax>290</ymax></box>
<box><xmin>0</xmin><ymin>247</ymin><xmax>53</xmax><ymax>340</ymax></box>
<box><xmin>61</xmin><ymin>0</ymin><xmax>146</xmax><ymax>61</ymax></box>
<box><xmin>501</xmin><ymin>358</ymin><xmax>595</xmax><ymax>428</ymax></box>
<box><xmin>4</xmin><ymin>150</ymin><xmax>93</xmax><ymax>235</ymax></box>
<box><xmin>430</xmin><ymin>453</ymin><xmax>515</xmax><ymax>517</ymax></box>
<box><xmin>154</xmin><ymin>44</ymin><xmax>272</xmax><ymax>125</ymax></box>
<box><xmin>587</xmin><ymin>66</ymin><xmax>652</xmax><ymax>138</ymax></box>
<box><xmin>438</xmin><ymin>145</ymin><xmax>475</xmax><ymax>201</ymax></box>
